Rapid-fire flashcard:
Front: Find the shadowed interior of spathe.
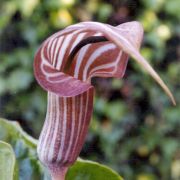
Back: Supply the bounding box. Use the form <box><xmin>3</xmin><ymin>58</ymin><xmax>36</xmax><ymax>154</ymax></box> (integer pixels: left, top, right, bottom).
<box><xmin>64</xmin><ymin>35</ymin><xmax>108</xmax><ymax>71</ymax></box>
<box><xmin>34</xmin><ymin>21</ymin><xmax>176</xmax><ymax>180</ymax></box>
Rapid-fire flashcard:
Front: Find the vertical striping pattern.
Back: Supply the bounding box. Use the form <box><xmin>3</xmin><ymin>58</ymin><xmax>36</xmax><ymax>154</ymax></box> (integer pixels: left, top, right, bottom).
<box><xmin>37</xmin><ymin>87</ymin><xmax>94</xmax><ymax>170</ymax></box>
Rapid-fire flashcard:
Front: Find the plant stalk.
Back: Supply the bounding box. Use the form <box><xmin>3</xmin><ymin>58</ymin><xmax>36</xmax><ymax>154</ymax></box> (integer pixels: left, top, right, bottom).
<box><xmin>50</xmin><ymin>166</ymin><xmax>68</xmax><ymax>180</ymax></box>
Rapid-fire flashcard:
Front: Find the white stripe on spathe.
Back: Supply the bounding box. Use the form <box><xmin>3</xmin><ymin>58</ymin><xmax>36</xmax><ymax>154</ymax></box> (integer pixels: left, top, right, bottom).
<box><xmin>74</xmin><ymin>44</ymin><xmax>91</xmax><ymax>78</ymax></box>
<box><xmin>73</xmin><ymin>32</ymin><xmax>101</xmax><ymax>78</ymax></box>
<box><xmin>46</xmin><ymin>93</ymin><xmax>56</xmax><ymax>161</ymax></box>
<box><xmin>69</xmin><ymin>32</ymin><xmax>87</xmax><ymax>53</ymax></box>
<box><xmin>57</xmin><ymin>98</ymin><xmax>67</xmax><ymax>161</ymax></box>
<box><xmin>47</xmin><ymin>94</ymin><xmax>60</xmax><ymax>161</ymax></box>
<box><xmin>37</xmin><ymin>92</ymin><xmax>51</xmax><ymax>160</ymax></box>
<box><xmin>41</xmin><ymin>92</ymin><xmax>53</xmax><ymax>161</ymax></box>
<box><xmin>64</xmin><ymin>96</ymin><xmax>76</xmax><ymax>163</ymax></box>
<box><xmin>89</xmin><ymin>51</ymin><xmax>123</xmax><ymax>77</ymax></box>
<box><xmin>53</xmin><ymin>36</ymin><xmax>64</xmax><ymax>67</ymax></box>
<box><xmin>50</xmin><ymin>38</ymin><xmax>58</xmax><ymax>64</ymax></box>
<box><xmin>83</xmin><ymin>43</ymin><xmax>116</xmax><ymax>81</ymax></box>
<box><xmin>79</xmin><ymin>90</ymin><xmax>89</xmax><ymax>146</ymax></box>
<box><xmin>55</xmin><ymin>30</ymin><xmax>81</xmax><ymax>70</ymax></box>
<box><xmin>47</xmin><ymin>76</ymin><xmax>73</xmax><ymax>84</ymax></box>
<box><xmin>70</xmin><ymin>93</ymin><xmax>83</xmax><ymax>162</ymax></box>
<box><xmin>47</xmin><ymin>37</ymin><xmax>55</xmax><ymax>60</ymax></box>
<box><xmin>40</xmin><ymin>45</ymin><xmax>53</xmax><ymax>77</ymax></box>
<box><xmin>56</xmin><ymin>34</ymin><xmax>73</xmax><ymax>70</ymax></box>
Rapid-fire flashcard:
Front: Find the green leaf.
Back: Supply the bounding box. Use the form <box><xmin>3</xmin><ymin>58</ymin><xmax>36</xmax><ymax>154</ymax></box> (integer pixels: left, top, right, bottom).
<box><xmin>0</xmin><ymin>118</ymin><xmax>45</xmax><ymax>180</ymax></box>
<box><xmin>0</xmin><ymin>141</ymin><xmax>16</xmax><ymax>180</ymax></box>
<box><xmin>164</xmin><ymin>0</ymin><xmax>180</xmax><ymax>19</ymax></box>
<box><xmin>0</xmin><ymin>118</ymin><xmax>37</xmax><ymax>148</ymax></box>
<box><xmin>67</xmin><ymin>159</ymin><xmax>123</xmax><ymax>180</ymax></box>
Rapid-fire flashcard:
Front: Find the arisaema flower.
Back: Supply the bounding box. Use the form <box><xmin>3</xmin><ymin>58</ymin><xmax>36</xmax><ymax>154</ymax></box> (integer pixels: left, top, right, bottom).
<box><xmin>34</xmin><ymin>21</ymin><xmax>175</xmax><ymax>180</ymax></box>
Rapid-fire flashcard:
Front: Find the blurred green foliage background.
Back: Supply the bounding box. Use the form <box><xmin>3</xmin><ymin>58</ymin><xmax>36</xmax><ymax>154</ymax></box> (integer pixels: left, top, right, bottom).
<box><xmin>0</xmin><ymin>0</ymin><xmax>179</xmax><ymax>179</ymax></box>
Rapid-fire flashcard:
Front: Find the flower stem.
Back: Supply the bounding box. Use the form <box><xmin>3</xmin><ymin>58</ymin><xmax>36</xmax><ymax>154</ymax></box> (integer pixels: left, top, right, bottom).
<box><xmin>50</xmin><ymin>166</ymin><xmax>68</xmax><ymax>180</ymax></box>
